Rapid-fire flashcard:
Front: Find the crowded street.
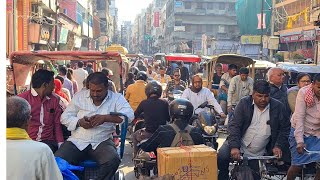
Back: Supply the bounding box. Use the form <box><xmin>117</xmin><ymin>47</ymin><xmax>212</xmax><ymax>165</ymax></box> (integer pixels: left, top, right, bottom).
<box><xmin>5</xmin><ymin>0</ymin><xmax>320</xmax><ymax>180</ymax></box>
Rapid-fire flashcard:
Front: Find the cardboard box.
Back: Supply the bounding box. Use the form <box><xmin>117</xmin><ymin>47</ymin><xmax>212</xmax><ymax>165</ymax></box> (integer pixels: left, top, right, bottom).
<box><xmin>157</xmin><ymin>145</ymin><xmax>217</xmax><ymax>180</ymax></box>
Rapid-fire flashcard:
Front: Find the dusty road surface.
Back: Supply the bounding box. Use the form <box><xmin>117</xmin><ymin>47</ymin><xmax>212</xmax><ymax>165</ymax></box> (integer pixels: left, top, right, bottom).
<box><xmin>118</xmin><ymin>132</ymin><xmax>228</xmax><ymax>179</ymax></box>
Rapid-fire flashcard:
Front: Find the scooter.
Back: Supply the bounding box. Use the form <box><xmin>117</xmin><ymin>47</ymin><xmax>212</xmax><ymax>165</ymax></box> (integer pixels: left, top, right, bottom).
<box><xmin>167</xmin><ymin>89</ymin><xmax>183</xmax><ymax>102</ymax></box>
<box><xmin>190</xmin><ymin>101</ymin><xmax>221</xmax><ymax>150</ymax></box>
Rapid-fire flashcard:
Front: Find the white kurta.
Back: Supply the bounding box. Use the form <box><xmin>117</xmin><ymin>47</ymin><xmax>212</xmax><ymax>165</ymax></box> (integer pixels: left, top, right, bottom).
<box><xmin>7</xmin><ymin>140</ymin><xmax>63</xmax><ymax>180</ymax></box>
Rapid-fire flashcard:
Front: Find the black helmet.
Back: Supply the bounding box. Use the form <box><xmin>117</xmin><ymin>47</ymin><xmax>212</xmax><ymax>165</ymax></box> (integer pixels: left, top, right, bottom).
<box><xmin>145</xmin><ymin>80</ymin><xmax>162</xmax><ymax>98</ymax></box>
<box><xmin>169</xmin><ymin>98</ymin><xmax>194</xmax><ymax>121</ymax></box>
<box><xmin>129</xmin><ymin>66</ymin><xmax>139</xmax><ymax>76</ymax></box>
<box><xmin>136</xmin><ymin>71</ymin><xmax>147</xmax><ymax>81</ymax></box>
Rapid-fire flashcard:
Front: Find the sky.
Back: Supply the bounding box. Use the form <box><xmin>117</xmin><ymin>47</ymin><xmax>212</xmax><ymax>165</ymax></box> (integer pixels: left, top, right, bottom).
<box><xmin>116</xmin><ymin>0</ymin><xmax>153</xmax><ymax>24</ymax></box>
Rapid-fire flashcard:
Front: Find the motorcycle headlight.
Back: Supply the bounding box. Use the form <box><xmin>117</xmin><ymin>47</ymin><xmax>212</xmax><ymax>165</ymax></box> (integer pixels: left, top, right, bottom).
<box><xmin>204</xmin><ymin>126</ymin><xmax>216</xmax><ymax>135</ymax></box>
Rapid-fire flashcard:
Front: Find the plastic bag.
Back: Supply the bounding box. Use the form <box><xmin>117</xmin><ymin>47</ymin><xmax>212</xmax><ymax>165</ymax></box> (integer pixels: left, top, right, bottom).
<box><xmin>55</xmin><ymin>157</ymin><xmax>84</xmax><ymax>180</ymax></box>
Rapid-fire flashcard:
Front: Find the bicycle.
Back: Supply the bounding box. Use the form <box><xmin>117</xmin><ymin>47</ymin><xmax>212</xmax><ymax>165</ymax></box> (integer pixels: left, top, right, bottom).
<box><xmin>229</xmin><ymin>155</ymin><xmax>289</xmax><ymax>180</ymax></box>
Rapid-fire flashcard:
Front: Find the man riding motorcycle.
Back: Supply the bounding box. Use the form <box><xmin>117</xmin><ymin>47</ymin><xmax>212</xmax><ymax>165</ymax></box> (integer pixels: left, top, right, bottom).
<box><xmin>181</xmin><ymin>75</ymin><xmax>226</xmax><ymax>117</ymax></box>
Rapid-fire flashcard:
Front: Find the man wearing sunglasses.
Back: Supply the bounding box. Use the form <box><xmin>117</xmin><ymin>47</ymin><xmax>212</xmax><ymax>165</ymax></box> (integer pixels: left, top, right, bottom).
<box><xmin>164</xmin><ymin>68</ymin><xmax>186</xmax><ymax>98</ymax></box>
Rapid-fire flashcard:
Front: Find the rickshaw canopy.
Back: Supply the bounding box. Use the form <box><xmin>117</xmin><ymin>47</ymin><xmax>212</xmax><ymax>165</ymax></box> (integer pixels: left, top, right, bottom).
<box><xmin>252</xmin><ymin>59</ymin><xmax>276</xmax><ymax>69</ymax></box>
<box><xmin>165</xmin><ymin>54</ymin><xmax>201</xmax><ymax>63</ymax></box>
<box><xmin>8</xmin><ymin>51</ymin><xmax>127</xmax><ymax>95</ymax></box>
<box><xmin>277</xmin><ymin>63</ymin><xmax>320</xmax><ymax>73</ymax></box>
<box><xmin>10</xmin><ymin>51</ymin><xmax>122</xmax><ymax>65</ymax></box>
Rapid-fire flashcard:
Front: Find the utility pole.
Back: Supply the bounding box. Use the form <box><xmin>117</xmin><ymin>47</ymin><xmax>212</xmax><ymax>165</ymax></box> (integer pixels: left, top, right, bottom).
<box><xmin>269</xmin><ymin>0</ymin><xmax>276</xmax><ymax>62</ymax></box>
<box><xmin>13</xmin><ymin>0</ymin><xmax>17</xmax><ymax>51</ymax></box>
<box><xmin>260</xmin><ymin>0</ymin><xmax>264</xmax><ymax>60</ymax></box>
<box><xmin>87</xmin><ymin>0</ymin><xmax>90</xmax><ymax>50</ymax></box>
<box><xmin>55</xmin><ymin>0</ymin><xmax>58</xmax><ymax>51</ymax></box>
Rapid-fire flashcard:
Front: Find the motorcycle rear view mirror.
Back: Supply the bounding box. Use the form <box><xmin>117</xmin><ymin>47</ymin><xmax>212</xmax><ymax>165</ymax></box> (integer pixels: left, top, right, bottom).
<box><xmin>198</xmin><ymin>101</ymin><xmax>208</xmax><ymax>109</ymax></box>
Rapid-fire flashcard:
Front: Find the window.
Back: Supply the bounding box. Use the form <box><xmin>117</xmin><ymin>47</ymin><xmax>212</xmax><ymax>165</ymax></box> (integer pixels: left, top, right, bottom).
<box><xmin>185</xmin><ymin>24</ymin><xmax>191</xmax><ymax>32</ymax></box>
<box><xmin>196</xmin><ymin>25</ymin><xmax>202</xmax><ymax>33</ymax></box>
<box><xmin>197</xmin><ymin>2</ymin><xmax>203</xmax><ymax>9</ymax></box>
<box><xmin>175</xmin><ymin>20</ymin><xmax>182</xmax><ymax>26</ymax></box>
<box><xmin>206</xmin><ymin>25</ymin><xmax>212</xmax><ymax>32</ymax></box>
<box><xmin>219</xmin><ymin>3</ymin><xmax>225</xmax><ymax>10</ymax></box>
<box><xmin>63</xmin><ymin>9</ymin><xmax>68</xmax><ymax>15</ymax></box>
<box><xmin>185</xmin><ymin>2</ymin><xmax>191</xmax><ymax>9</ymax></box>
<box><xmin>207</xmin><ymin>3</ymin><xmax>213</xmax><ymax>10</ymax></box>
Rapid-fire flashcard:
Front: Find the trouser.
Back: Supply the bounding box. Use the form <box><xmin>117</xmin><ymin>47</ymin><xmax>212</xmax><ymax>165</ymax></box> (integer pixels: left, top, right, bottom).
<box><xmin>220</xmin><ymin>100</ymin><xmax>227</xmax><ymax>114</ymax></box>
<box><xmin>41</xmin><ymin>140</ymin><xmax>58</xmax><ymax>153</ymax></box>
<box><xmin>132</xmin><ymin>128</ymin><xmax>153</xmax><ymax>158</ymax></box>
<box><xmin>217</xmin><ymin>141</ymin><xmax>260</xmax><ymax>180</ymax></box>
<box><xmin>55</xmin><ymin>139</ymin><xmax>121</xmax><ymax>180</ymax></box>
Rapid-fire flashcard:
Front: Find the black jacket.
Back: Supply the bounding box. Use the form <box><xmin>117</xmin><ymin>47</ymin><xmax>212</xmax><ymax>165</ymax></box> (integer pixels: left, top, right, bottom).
<box><xmin>270</xmin><ymin>83</ymin><xmax>291</xmax><ymax>118</ymax></box>
<box><xmin>228</xmin><ymin>96</ymin><xmax>291</xmax><ymax>162</ymax></box>
<box><xmin>140</xmin><ymin>122</ymin><xmax>204</xmax><ymax>153</ymax></box>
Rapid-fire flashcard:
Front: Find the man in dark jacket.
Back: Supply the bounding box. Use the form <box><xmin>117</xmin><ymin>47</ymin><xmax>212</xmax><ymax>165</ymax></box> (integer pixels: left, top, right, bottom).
<box><xmin>267</xmin><ymin>67</ymin><xmax>291</xmax><ymax>117</ymax></box>
<box><xmin>217</xmin><ymin>80</ymin><xmax>290</xmax><ymax>180</ymax></box>
<box><xmin>177</xmin><ymin>61</ymin><xmax>189</xmax><ymax>84</ymax></box>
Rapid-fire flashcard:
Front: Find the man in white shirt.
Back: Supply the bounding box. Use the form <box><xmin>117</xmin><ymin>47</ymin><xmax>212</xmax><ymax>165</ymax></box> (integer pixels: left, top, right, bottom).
<box><xmin>181</xmin><ymin>75</ymin><xmax>226</xmax><ymax>117</ymax></box>
<box><xmin>7</xmin><ymin>96</ymin><xmax>63</xmax><ymax>180</ymax></box>
<box><xmin>217</xmin><ymin>80</ymin><xmax>290</xmax><ymax>180</ymax></box>
<box><xmin>55</xmin><ymin>72</ymin><xmax>134</xmax><ymax>180</ymax></box>
<box><xmin>73</xmin><ymin>61</ymin><xmax>88</xmax><ymax>90</ymax></box>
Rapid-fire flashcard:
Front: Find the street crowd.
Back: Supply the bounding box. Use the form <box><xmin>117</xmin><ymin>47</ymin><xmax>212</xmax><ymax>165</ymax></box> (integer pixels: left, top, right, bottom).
<box><xmin>6</xmin><ymin>58</ymin><xmax>320</xmax><ymax>180</ymax></box>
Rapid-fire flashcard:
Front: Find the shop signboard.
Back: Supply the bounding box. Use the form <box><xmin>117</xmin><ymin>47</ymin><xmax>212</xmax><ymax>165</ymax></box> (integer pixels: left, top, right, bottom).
<box><xmin>59</xmin><ymin>27</ymin><xmax>69</xmax><ymax>44</ymax></box>
<box><xmin>241</xmin><ymin>35</ymin><xmax>261</xmax><ymax>45</ymax></box>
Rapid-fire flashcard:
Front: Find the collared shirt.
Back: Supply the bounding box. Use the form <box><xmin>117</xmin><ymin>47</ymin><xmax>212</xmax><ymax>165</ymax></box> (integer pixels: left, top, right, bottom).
<box><xmin>73</xmin><ymin>68</ymin><xmax>88</xmax><ymax>90</ymax></box>
<box><xmin>227</xmin><ymin>75</ymin><xmax>254</xmax><ymax>106</ymax></box>
<box><xmin>18</xmin><ymin>88</ymin><xmax>64</xmax><ymax>143</ymax></box>
<box><xmin>7</xmin><ymin>140</ymin><xmax>63</xmax><ymax>180</ymax></box>
<box><xmin>241</xmin><ymin>103</ymin><xmax>271</xmax><ymax>156</ymax></box>
<box><xmin>125</xmin><ymin>80</ymin><xmax>147</xmax><ymax>111</ymax></box>
<box><xmin>61</xmin><ymin>90</ymin><xmax>134</xmax><ymax>151</ymax></box>
<box><xmin>291</xmin><ymin>86</ymin><xmax>320</xmax><ymax>143</ymax></box>
<box><xmin>63</xmin><ymin>76</ymin><xmax>74</xmax><ymax>98</ymax></box>
<box><xmin>181</xmin><ymin>87</ymin><xmax>223</xmax><ymax>114</ymax></box>
<box><xmin>219</xmin><ymin>72</ymin><xmax>232</xmax><ymax>88</ymax></box>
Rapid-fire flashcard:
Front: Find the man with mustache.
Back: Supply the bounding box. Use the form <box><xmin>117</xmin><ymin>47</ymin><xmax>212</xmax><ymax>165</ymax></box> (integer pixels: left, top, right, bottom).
<box><xmin>217</xmin><ymin>80</ymin><xmax>290</xmax><ymax>180</ymax></box>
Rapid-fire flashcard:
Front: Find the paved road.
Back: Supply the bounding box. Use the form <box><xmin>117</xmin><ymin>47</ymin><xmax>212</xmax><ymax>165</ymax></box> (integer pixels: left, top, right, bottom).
<box><xmin>118</xmin><ymin>132</ymin><xmax>229</xmax><ymax>179</ymax></box>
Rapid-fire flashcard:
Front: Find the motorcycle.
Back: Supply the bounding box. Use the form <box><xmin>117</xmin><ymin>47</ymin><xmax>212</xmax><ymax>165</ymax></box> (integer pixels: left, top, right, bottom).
<box><xmin>190</xmin><ymin>101</ymin><xmax>221</xmax><ymax>150</ymax></box>
<box><xmin>167</xmin><ymin>89</ymin><xmax>183</xmax><ymax>102</ymax></box>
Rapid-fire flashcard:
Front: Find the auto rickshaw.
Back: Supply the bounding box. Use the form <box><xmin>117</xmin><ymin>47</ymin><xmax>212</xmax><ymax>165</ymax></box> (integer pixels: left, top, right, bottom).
<box><xmin>250</xmin><ymin>59</ymin><xmax>276</xmax><ymax>81</ymax></box>
<box><xmin>8</xmin><ymin>51</ymin><xmax>131</xmax><ymax>180</ymax></box>
<box><xmin>205</xmin><ymin>54</ymin><xmax>255</xmax><ymax>96</ymax></box>
<box><xmin>277</xmin><ymin>63</ymin><xmax>320</xmax><ymax>88</ymax></box>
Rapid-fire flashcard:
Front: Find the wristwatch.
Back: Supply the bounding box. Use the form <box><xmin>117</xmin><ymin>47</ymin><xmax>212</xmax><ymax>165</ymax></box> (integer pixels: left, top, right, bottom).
<box><xmin>76</xmin><ymin>119</ymin><xmax>81</xmax><ymax>128</ymax></box>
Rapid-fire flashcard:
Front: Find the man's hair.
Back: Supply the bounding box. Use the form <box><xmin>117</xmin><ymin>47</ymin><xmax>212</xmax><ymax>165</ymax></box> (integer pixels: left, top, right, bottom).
<box><xmin>55</xmin><ymin>75</ymin><xmax>65</xmax><ymax>84</ymax></box>
<box><xmin>313</xmin><ymin>73</ymin><xmax>320</xmax><ymax>83</ymax></box>
<box><xmin>296</xmin><ymin>73</ymin><xmax>311</xmax><ymax>83</ymax></box>
<box><xmin>228</xmin><ymin>64</ymin><xmax>237</xmax><ymax>70</ymax></box>
<box><xmin>31</xmin><ymin>69</ymin><xmax>54</xmax><ymax>88</ymax></box>
<box><xmin>59</xmin><ymin>66</ymin><xmax>68</xmax><ymax>75</ymax></box>
<box><xmin>267</xmin><ymin>67</ymin><xmax>284</xmax><ymax>81</ymax></box>
<box><xmin>101</xmin><ymin>68</ymin><xmax>110</xmax><ymax>76</ymax></box>
<box><xmin>7</xmin><ymin>96</ymin><xmax>31</xmax><ymax>128</ymax></box>
<box><xmin>191</xmin><ymin>74</ymin><xmax>202</xmax><ymax>82</ymax></box>
<box><xmin>239</xmin><ymin>67</ymin><xmax>249</xmax><ymax>74</ymax></box>
<box><xmin>88</xmin><ymin>72</ymin><xmax>109</xmax><ymax>87</ymax></box>
<box><xmin>216</xmin><ymin>63</ymin><xmax>222</xmax><ymax>68</ymax></box>
<box><xmin>173</xmin><ymin>68</ymin><xmax>181</xmax><ymax>74</ymax></box>
<box><xmin>159</xmin><ymin>66</ymin><xmax>165</xmax><ymax>70</ymax></box>
<box><xmin>87</xmin><ymin>63</ymin><xmax>93</xmax><ymax>68</ymax></box>
<box><xmin>78</xmin><ymin>61</ymin><xmax>84</xmax><ymax>68</ymax></box>
<box><xmin>127</xmin><ymin>72</ymin><xmax>134</xmax><ymax>79</ymax></box>
<box><xmin>253</xmin><ymin>80</ymin><xmax>270</xmax><ymax>94</ymax></box>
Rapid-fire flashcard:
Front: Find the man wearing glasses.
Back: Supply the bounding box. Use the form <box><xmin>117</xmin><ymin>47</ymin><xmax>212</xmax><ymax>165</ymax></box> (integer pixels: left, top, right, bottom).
<box><xmin>164</xmin><ymin>68</ymin><xmax>186</xmax><ymax>98</ymax></box>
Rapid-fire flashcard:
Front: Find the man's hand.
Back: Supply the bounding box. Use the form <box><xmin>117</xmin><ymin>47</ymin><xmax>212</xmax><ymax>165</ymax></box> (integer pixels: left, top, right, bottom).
<box><xmin>227</xmin><ymin>106</ymin><xmax>234</xmax><ymax>113</ymax></box>
<box><xmin>231</xmin><ymin>148</ymin><xmax>241</xmax><ymax>160</ymax></box>
<box><xmin>219</xmin><ymin>112</ymin><xmax>227</xmax><ymax>118</ymax></box>
<box><xmin>79</xmin><ymin>116</ymin><xmax>93</xmax><ymax>129</ymax></box>
<box><xmin>297</xmin><ymin>143</ymin><xmax>306</xmax><ymax>154</ymax></box>
<box><xmin>89</xmin><ymin>114</ymin><xmax>106</xmax><ymax>127</ymax></box>
<box><xmin>272</xmin><ymin>146</ymin><xmax>282</xmax><ymax>158</ymax></box>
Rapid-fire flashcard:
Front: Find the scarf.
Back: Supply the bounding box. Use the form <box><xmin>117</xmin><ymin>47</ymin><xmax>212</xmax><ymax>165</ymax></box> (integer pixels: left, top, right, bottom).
<box><xmin>6</xmin><ymin>128</ymin><xmax>31</xmax><ymax>140</ymax></box>
<box><xmin>305</xmin><ymin>84</ymin><xmax>315</xmax><ymax>108</ymax></box>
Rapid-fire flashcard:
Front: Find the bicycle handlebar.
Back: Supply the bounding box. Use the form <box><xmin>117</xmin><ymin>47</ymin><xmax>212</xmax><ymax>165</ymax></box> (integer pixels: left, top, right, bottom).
<box><xmin>240</xmin><ymin>155</ymin><xmax>278</xmax><ymax>161</ymax></box>
<box><xmin>304</xmin><ymin>148</ymin><xmax>320</xmax><ymax>154</ymax></box>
